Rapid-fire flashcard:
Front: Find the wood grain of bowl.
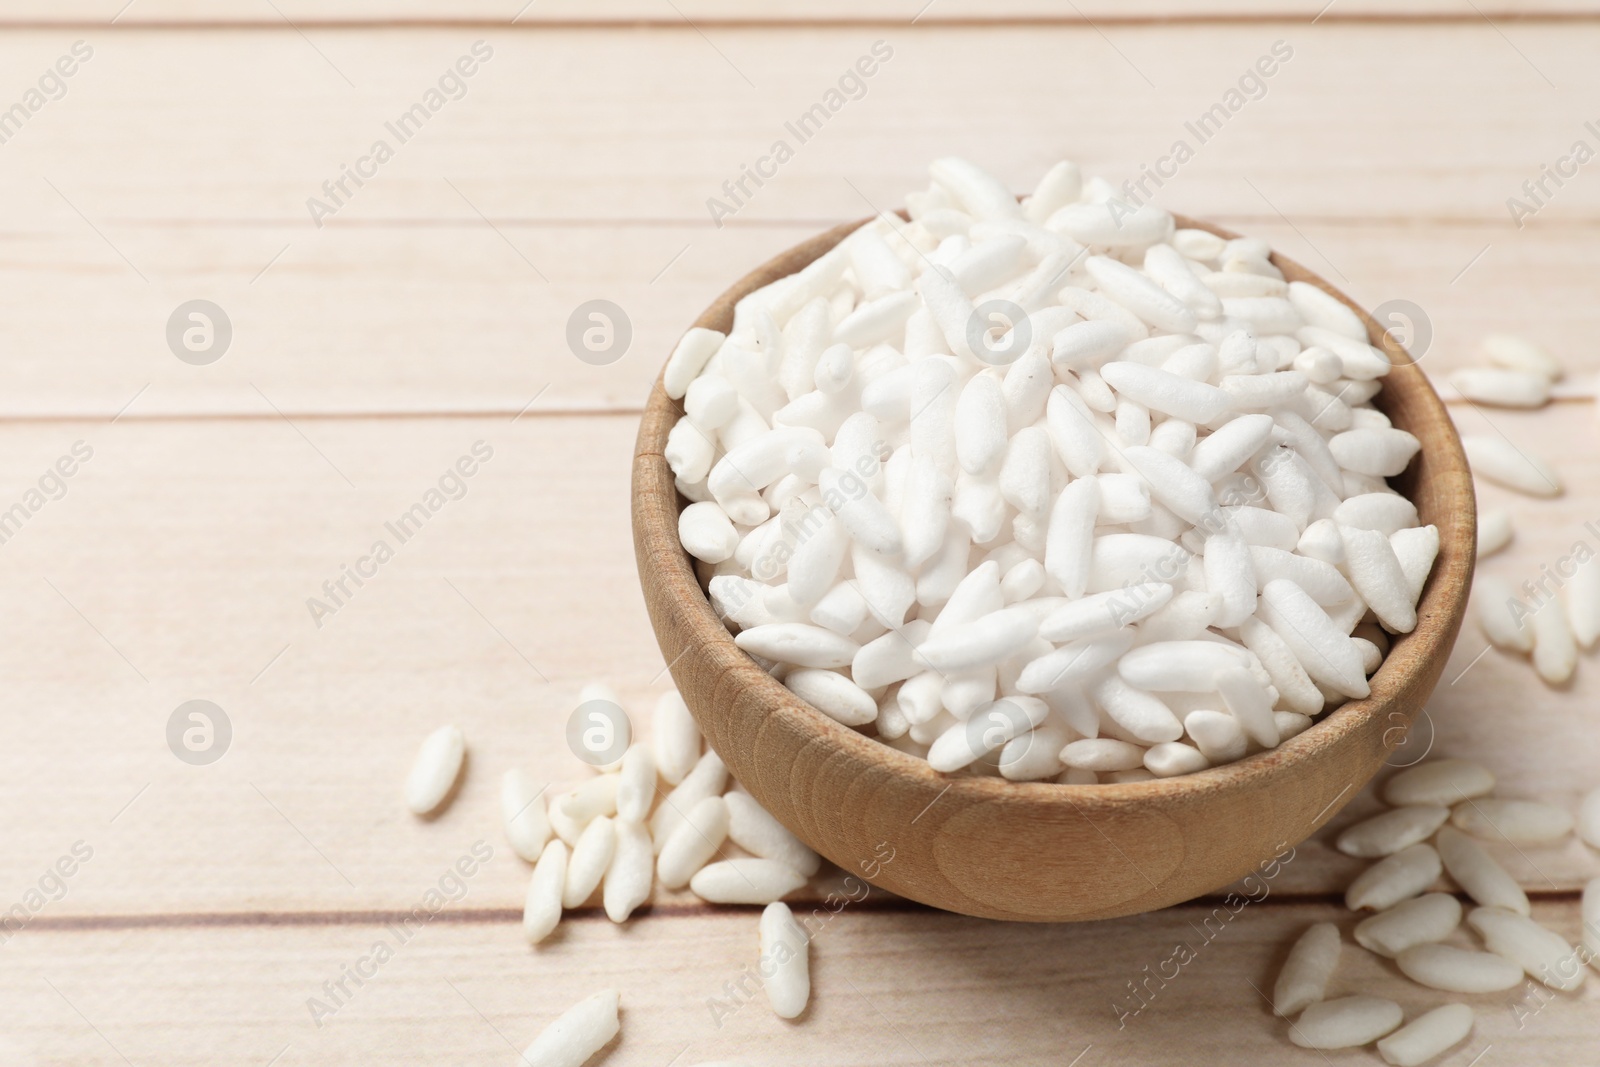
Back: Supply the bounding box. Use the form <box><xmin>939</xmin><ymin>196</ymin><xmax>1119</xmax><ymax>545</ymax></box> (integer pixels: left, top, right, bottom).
<box><xmin>632</xmin><ymin>213</ymin><xmax>1474</xmax><ymax>922</ymax></box>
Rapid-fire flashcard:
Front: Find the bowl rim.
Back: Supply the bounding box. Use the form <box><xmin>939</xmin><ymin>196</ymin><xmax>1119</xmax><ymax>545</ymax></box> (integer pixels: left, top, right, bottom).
<box><xmin>633</xmin><ymin>211</ymin><xmax>1474</xmax><ymax>815</ymax></box>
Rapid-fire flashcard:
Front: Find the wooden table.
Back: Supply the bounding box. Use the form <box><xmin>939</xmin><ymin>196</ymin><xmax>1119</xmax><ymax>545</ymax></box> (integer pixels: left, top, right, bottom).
<box><xmin>1</xmin><ymin>3</ymin><xmax>1596</xmax><ymax>1064</ymax></box>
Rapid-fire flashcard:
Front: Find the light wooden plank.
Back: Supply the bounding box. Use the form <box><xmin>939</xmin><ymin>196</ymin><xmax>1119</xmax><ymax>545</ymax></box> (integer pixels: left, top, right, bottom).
<box><xmin>0</xmin><ymin>25</ymin><xmax>1595</xmax><ymax>230</ymax></box>
<box><xmin>0</xmin><ymin>412</ymin><xmax>665</xmax><ymax>918</ymax></box>
<box><xmin>0</xmin><ymin>19</ymin><xmax>1591</xmax><ymax>1065</ymax></box>
<box><xmin>0</xmin><ymin>221</ymin><xmax>792</xmax><ymax>418</ymax></box>
<box><xmin>0</xmin><ymin>412</ymin><xmax>1594</xmax><ymax>918</ymax></box>
<box><xmin>4</xmin><ymin>901</ymin><xmax>1594</xmax><ymax>1065</ymax></box>
<box><xmin>3</xmin><ymin>220</ymin><xmax>1596</xmax><ymax>418</ymax></box>
<box><xmin>8</xmin><ymin>1</ymin><xmax>1600</xmax><ymax>25</ymax></box>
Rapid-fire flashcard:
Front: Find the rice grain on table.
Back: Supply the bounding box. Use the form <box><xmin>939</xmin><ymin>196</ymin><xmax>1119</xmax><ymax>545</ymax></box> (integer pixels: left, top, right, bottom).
<box><xmin>1580</xmin><ymin>787</ymin><xmax>1600</xmax><ymax>851</ymax></box>
<box><xmin>656</xmin><ymin>795</ymin><xmax>730</xmax><ymax>890</ymax></box>
<box><xmin>502</xmin><ymin>768</ymin><xmax>553</xmax><ymax>862</ymax></box>
<box><xmin>521</xmin><ymin>989</ymin><xmax>621</xmax><ymax>1067</ymax></box>
<box><xmin>1460</xmin><ymin>435</ymin><xmax>1563</xmax><ymax>497</ymax></box>
<box><xmin>1353</xmin><ymin>893</ymin><xmax>1463</xmax><ymax>958</ymax></box>
<box><xmin>1466</xmin><ymin>906</ymin><xmax>1587</xmax><ymax>992</ymax></box>
<box><xmin>615</xmin><ymin>745</ymin><xmax>657</xmax><ymax>824</ymax></box>
<box><xmin>548</xmin><ymin>790</ymin><xmax>587</xmax><ymax>848</ymax></box>
<box><xmin>1567</xmin><ymin>559</ymin><xmax>1600</xmax><ymax>649</ymax></box>
<box><xmin>1583</xmin><ymin>878</ymin><xmax>1600</xmax><ymax>972</ymax></box>
<box><xmin>689</xmin><ymin>858</ymin><xmax>807</xmax><ymax>905</ymax></box>
<box><xmin>1449</xmin><ymin>368</ymin><xmax>1551</xmax><ymax>408</ymax></box>
<box><xmin>404</xmin><ymin>724</ymin><xmax>465</xmax><ymax>816</ymax></box>
<box><xmin>1450</xmin><ymin>798</ymin><xmax>1574</xmax><ymax>844</ymax></box>
<box><xmin>1383</xmin><ymin>759</ymin><xmax>1495</xmax><ymax>808</ymax></box>
<box><xmin>563</xmin><ymin>815</ymin><xmax>617</xmax><ymax>909</ymax></box>
<box><xmin>1345</xmin><ymin>843</ymin><xmax>1443</xmax><ymax>912</ymax></box>
<box><xmin>1273</xmin><ymin>922</ymin><xmax>1341</xmax><ymax>1017</ymax></box>
<box><xmin>652</xmin><ymin>691</ymin><xmax>702</xmax><ymax>786</ymax></box>
<box><xmin>1475</xmin><ymin>576</ymin><xmax>1534</xmax><ymax>653</ymax></box>
<box><xmin>1435</xmin><ymin>826</ymin><xmax>1530</xmax><ymax>915</ymax></box>
<box><xmin>1480</xmin><ymin>333</ymin><xmax>1563</xmax><ymax>381</ymax></box>
<box><xmin>1531</xmin><ymin>599</ymin><xmax>1578</xmax><ymax>685</ymax></box>
<box><xmin>1395</xmin><ymin>943</ymin><xmax>1524</xmax><ymax>993</ymax></box>
<box><xmin>651</xmin><ymin>750</ymin><xmax>728</xmax><ymax>852</ymax></box>
<box><xmin>725</xmin><ymin>793</ymin><xmax>823</xmax><ymax>876</ymax></box>
<box><xmin>1475</xmin><ymin>508</ymin><xmax>1513</xmax><ymax>558</ymax></box>
<box><xmin>602</xmin><ymin>819</ymin><xmax>654</xmax><ymax>923</ymax></box>
<box><xmin>1335</xmin><ymin>805</ymin><xmax>1450</xmax><ymax>858</ymax></box>
<box><xmin>1289</xmin><ymin>996</ymin><xmax>1403</xmax><ymax>1050</ymax></box>
<box><xmin>1375</xmin><ymin>1004</ymin><xmax>1474</xmax><ymax>1067</ymax></box>
<box><xmin>523</xmin><ymin>839</ymin><xmax>568</xmax><ymax>945</ymax></box>
<box><xmin>760</xmin><ymin>901</ymin><xmax>811</xmax><ymax>1019</ymax></box>
<box><xmin>562</xmin><ymin>774</ymin><xmax>619</xmax><ymax>822</ymax></box>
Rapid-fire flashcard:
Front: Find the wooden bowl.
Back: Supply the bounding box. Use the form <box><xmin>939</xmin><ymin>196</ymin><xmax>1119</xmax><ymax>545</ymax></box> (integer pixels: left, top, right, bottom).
<box><xmin>632</xmin><ymin>214</ymin><xmax>1474</xmax><ymax>922</ymax></box>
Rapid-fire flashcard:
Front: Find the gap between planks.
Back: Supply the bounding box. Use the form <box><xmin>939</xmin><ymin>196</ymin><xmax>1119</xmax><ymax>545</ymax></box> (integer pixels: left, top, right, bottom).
<box><xmin>6</xmin><ymin>13</ymin><xmax>1600</xmax><ymax>30</ymax></box>
<box><xmin>14</xmin><ymin>888</ymin><xmax>1586</xmax><ymax>933</ymax></box>
<box><xmin>0</xmin><ymin>401</ymin><xmax>650</xmax><ymax>423</ymax></box>
<box><xmin>2</xmin><ymin>393</ymin><xmax>1587</xmax><ymax>424</ymax></box>
<box><xmin>53</xmin><ymin>216</ymin><xmax>1600</xmax><ymax>231</ymax></box>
